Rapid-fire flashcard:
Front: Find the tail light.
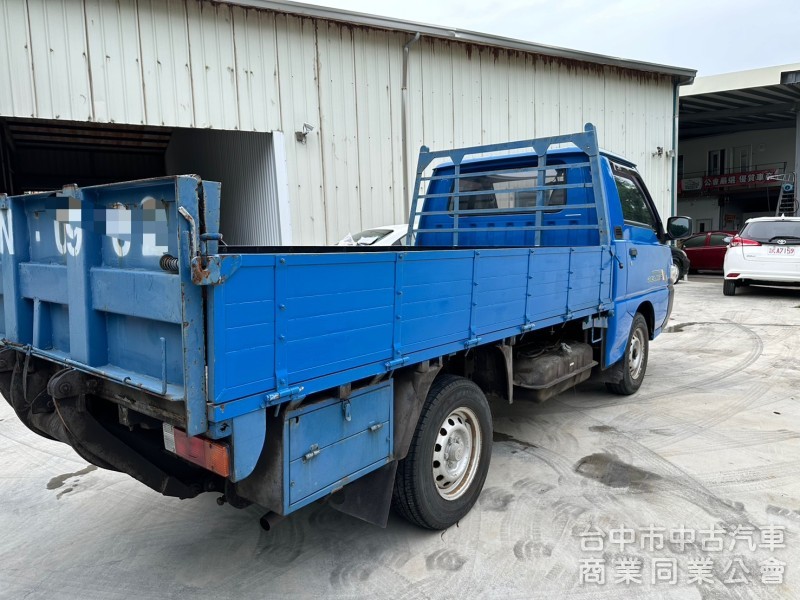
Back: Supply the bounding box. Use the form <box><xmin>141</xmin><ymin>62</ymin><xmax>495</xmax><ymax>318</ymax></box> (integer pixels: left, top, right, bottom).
<box><xmin>729</xmin><ymin>236</ymin><xmax>761</xmax><ymax>247</ymax></box>
<box><xmin>163</xmin><ymin>423</ymin><xmax>231</xmax><ymax>477</ymax></box>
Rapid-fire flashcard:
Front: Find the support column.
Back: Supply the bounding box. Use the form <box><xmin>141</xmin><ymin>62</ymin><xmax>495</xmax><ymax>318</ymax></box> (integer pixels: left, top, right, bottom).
<box><xmin>794</xmin><ymin>111</ymin><xmax>800</xmax><ymax>183</ymax></box>
<box><xmin>779</xmin><ymin>70</ymin><xmax>800</xmax><ymax>183</ymax></box>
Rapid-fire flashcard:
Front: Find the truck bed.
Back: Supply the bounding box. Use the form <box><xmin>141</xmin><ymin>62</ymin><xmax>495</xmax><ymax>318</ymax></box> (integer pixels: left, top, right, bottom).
<box><xmin>207</xmin><ymin>244</ymin><xmax>613</xmax><ymax>425</ymax></box>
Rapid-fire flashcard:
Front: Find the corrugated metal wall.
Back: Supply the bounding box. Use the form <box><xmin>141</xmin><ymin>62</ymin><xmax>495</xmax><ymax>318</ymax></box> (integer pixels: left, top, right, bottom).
<box><xmin>165</xmin><ymin>129</ymin><xmax>286</xmax><ymax>245</ymax></box>
<box><xmin>0</xmin><ymin>0</ymin><xmax>677</xmax><ymax>245</ymax></box>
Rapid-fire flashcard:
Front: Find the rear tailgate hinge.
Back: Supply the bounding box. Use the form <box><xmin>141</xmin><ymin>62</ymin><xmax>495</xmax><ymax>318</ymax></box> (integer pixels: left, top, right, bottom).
<box><xmin>464</xmin><ymin>337</ymin><xmax>482</xmax><ymax>349</ymax></box>
<box><xmin>190</xmin><ymin>254</ymin><xmax>242</xmax><ymax>286</ymax></box>
<box><xmin>47</xmin><ymin>368</ymin><xmax>101</xmax><ymax>400</ymax></box>
<box><xmin>263</xmin><ymin>385</ymin><xmax>306</xmax><ymax>407</ymax></box>
<box><xmin>385</xmin><ymin>356</ymin><xmax>409</xmax><ymax>371</ymax></box>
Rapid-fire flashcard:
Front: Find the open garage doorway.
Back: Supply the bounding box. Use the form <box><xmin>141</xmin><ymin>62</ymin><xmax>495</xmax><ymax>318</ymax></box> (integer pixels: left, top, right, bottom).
<box><xmin>0</xmin><ymin>118</ymin><xmax>290</xmax><ymax>245</ymax></box>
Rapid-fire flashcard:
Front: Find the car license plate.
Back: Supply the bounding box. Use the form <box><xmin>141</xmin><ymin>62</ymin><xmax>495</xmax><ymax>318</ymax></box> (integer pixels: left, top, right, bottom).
<box><xmin>768</xmin><ymin>247</ymin><xmax>796</xmax><ymax>255</ymax></box>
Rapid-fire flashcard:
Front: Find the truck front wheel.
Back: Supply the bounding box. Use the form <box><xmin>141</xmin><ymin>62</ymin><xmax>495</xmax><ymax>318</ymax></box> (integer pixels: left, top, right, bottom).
<box><xmin>606</xmin><ymin>313</ymin><xmax>649</xmax><ymax>396</ymax></box>
<box><xmin>392</xmin><ymin>375</ymin><xmax>492</xmax><ymax>530</ymax></box>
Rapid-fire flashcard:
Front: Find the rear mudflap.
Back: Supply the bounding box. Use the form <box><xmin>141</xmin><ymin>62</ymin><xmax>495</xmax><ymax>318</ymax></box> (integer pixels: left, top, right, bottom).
<box><xmin>0</xmin><ymin>349</ymin><xmax>209</xmax><ymax>499</ymax></box>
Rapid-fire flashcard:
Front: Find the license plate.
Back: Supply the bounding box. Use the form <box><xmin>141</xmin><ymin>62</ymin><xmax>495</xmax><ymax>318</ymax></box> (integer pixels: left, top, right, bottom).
<box><xmin>768</xmin><ymin>246</ymin><xmax>796</xmax><ymax>255</ymax></box>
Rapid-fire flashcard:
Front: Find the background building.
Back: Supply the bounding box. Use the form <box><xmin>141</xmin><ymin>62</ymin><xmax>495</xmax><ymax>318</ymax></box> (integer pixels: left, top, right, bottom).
<box><xmin>0</xmin><ymin>0</ymin><xmax>694</xmax><ymax>245</ymax></box>
<box><xmin>678</xmin><ymin>64</ymin><xmax>800</xmax><ymax>232</ymax></box>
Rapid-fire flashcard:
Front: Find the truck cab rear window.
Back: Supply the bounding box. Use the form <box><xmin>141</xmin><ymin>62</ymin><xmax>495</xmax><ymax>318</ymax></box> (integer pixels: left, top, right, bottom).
<box><xmin>447</xmin><ymin>169</ymin><xmax>566</xmax><ymax>212</ymax></box>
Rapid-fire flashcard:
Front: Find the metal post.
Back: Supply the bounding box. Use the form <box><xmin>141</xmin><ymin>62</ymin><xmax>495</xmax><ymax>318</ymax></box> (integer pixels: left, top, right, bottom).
<box><xmin>401</xmin><ymin>33</ymin><xmax>421</xmax><ymax>219</ymax></box>
<box><xmin>671</xmin><ymin>80</ymin><xmax>680</xmax><ymax>219</ymax></box>
<box><xmin>794</xmin><ymin>111</ymin><xmax>800</xmax><ymax>193</ymax></box>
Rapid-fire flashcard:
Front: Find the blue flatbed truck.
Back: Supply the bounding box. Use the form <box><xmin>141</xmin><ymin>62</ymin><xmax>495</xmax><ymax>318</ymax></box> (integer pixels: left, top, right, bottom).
<box><xmin>0</xmin><ymin>124</ymin><xmax>689</xmax><ymax>530</ymax></box>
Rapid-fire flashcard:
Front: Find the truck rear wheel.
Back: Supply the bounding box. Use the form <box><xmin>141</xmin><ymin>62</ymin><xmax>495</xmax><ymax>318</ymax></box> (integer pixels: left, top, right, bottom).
<box><xmin>606</xmin><ymin>313</ymin><xmax>649</xmax><ymax>396</ymax></box>
<box><xmin>392</xmin><ymin>374</ymin><xmax>492</xmax><ymax>530</ymax></box>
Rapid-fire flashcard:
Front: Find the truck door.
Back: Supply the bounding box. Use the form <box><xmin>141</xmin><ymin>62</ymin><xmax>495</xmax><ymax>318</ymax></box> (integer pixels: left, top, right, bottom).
<box><xmin>611</xmin><ymin>164</ymin><xmax>670</xmax><ymax>299</ymax></box>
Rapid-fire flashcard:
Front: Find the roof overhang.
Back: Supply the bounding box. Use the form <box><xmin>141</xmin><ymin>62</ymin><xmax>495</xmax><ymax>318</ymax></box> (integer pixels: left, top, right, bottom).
<box><xmin>680</xmin><ymin>64</ymin><xmax>800</xmax><ymax>140</ymax></box>
<box><xmin>213</xmin><ymin>0</ymin><xmax>696</xmax><ymax>84</ymax></box>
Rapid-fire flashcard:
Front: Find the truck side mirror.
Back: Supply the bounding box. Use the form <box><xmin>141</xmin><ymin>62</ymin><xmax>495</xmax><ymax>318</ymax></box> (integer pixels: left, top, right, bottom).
<box><xmin>666</xmin><ymin>216</ymin><xmax>692</xmax><ymax>240</ymax></box>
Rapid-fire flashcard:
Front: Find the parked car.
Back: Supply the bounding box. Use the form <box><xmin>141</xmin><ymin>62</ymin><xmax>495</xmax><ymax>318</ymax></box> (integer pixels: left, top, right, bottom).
<box><xmin>670</xmin><ymin>246</ymin><xmax>690</xmax><ymax>284</ymax></box>
<box><xmin>350</xmin><ymin>225</ymin><xmax>692</xmax><ymax>288</ymax></box>
<box><xmin>336</xmin><ymin>224</ymin><xmax>407</xmax><ymax>246</ymax></box>
<box><xmin>723</xmin><ymin>216</ymin><xmax>800</xmax><ymax>295</ymax></box>
<box><xmin>349</xmin><ymin>224</ymin><xmax>693</xmax><ymax>287</ymax></box>
<box><xmin>679</xmin><ymin>230</ymin><xmax>737</xmax><ymax>272</ymax></box>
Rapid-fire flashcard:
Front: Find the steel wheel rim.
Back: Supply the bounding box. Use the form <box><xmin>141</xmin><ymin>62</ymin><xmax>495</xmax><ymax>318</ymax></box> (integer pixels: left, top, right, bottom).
<box><xmin>432</xmin><ymin>407</ymin><xmax>482</xmax><ymax>500</ymax></box>
<box><xmin>628</xmin><ymin>328</ymin><xmax>646</xmax><ymax>380</ymax></box>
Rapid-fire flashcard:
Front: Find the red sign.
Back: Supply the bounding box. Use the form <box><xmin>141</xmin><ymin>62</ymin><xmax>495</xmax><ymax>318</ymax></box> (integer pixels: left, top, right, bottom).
<box><xmin>702</xmin><ymin>169</ymin><xmax>779</xmax><ymax>189</ymax></box>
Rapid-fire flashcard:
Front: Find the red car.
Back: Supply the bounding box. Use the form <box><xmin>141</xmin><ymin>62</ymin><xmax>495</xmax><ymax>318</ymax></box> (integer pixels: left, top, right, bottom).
<box><xmin>679</xmin><ymin>230</ymin><xmax>737</xmax><ymax>272</ymax></box>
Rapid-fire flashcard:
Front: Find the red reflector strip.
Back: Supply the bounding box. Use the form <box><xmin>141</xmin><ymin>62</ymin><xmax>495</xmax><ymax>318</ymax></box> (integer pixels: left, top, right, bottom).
<box><xmin>726</xmin><ymin>273</ymin><xmax>740</xmax><ymax>278</ymax></box>
<box><xmin>170</xmin><ymin>426</ymin><xmax>231</xmax><ymax>477</ymax></box>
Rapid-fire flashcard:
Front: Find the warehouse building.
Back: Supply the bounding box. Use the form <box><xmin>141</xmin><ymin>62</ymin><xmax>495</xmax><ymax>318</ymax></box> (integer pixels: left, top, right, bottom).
<box><xmin>677</xmin><ymin>64</ymin><xmax>800</xmax><ymax>231</ymax></box>
<box><xmin>0</xmin><ymin>0</ymin><xmax>695</xmax><ymax>245</ymax></box>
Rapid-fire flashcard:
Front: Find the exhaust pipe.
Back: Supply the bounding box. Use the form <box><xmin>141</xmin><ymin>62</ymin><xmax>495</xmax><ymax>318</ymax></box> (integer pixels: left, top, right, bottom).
<box><xmin>259</xmin><ymin>511</ymin><xmax>285</xmax><ymax>532</ymax></box>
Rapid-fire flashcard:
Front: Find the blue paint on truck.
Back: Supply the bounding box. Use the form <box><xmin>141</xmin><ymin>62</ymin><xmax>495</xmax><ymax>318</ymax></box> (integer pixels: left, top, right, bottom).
<box><xmin>0</xmin><ymin>124</ymin><xmax>689</xmax><ymax>529</ymax></box>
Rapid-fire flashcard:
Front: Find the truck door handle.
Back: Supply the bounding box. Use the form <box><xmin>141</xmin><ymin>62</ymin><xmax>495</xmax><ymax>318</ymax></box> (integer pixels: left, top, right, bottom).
<box><xmin>629</xmin><ymin>248</ymin><xmax>638</xmax><ymax>258</ymax></box>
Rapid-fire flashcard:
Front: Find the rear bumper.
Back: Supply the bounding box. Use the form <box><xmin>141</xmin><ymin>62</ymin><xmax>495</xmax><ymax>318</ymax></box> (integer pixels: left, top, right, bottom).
<box><xmin>724</xmin><ymin>250</ymin><xmax>800</xmax><ymax>284</ymax></box>
<box><xmin>725</xmin><ymin>271</ymin><xmax>800</xmax><ymax>284</ymax></box>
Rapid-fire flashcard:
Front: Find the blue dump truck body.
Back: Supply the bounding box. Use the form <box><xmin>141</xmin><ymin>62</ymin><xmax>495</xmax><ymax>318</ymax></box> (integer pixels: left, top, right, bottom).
<box><xmin>0</xmin><ymin>124</ymin><xmax>689</xmax><ymax>529</ymax></box>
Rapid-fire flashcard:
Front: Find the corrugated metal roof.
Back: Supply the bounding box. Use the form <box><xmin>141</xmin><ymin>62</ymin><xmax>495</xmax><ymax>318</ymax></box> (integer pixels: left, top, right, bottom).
<box><xmin>681</xmin><ymin>63</ymin><xmax>800</xmax><ymax>96</ymax></box>
<box><xmin>4</xmin><ymin>119</ymin><xmax>171</xmax><ymax>153</ymax></box>
<box><xmin>679</xmin><ymin>65</ymin><xmax>800</xmax><ymax>139</ymax></box>
<box><xmin>215</xmin><ymin>0</ymin><xmax>697</xmax><ymax>83</ymax></box>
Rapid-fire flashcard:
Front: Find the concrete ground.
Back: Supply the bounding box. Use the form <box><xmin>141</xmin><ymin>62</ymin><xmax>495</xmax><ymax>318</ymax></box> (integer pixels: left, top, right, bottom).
<box><xmin>2</xmin><ymin>276</ymin><xmax>800</xmax><ymax>599</ymax></box>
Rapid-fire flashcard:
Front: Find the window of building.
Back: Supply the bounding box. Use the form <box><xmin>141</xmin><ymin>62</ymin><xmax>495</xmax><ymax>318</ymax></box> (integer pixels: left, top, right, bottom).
<box><xmin>734</xmin><ymin>145</ymin><xmax>751</xmax><ymax>172</ymax></box>
<box><xmin>708</xmin><ymin>149</ymin><xmax>725</xmax><ymax>176</ymax></box>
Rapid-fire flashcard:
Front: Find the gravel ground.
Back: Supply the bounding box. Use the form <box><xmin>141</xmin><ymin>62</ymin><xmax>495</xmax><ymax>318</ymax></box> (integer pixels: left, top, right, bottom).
<box><xmin>2</xmin><ymin>276</ymin><xmax>800</xmax><ymax>599</ymax></box>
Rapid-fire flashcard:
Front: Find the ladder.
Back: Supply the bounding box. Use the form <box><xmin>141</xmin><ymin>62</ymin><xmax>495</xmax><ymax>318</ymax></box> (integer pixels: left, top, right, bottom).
<box><xmin>771</xmin><ymin>173</ymin><xmax>797</xmax><ymax>216</ymax></box>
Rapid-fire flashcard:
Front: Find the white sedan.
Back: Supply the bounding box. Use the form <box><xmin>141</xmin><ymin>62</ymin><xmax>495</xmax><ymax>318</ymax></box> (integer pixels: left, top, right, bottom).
<box><xmin>336</xmin><ymin>224</ymin><xmax>408</xmax><ymax>247</ymax></box>
<box><xmin>723</xmin><ymin>216</ymin><xmax>800</xmax><ymax>296</ymax></box>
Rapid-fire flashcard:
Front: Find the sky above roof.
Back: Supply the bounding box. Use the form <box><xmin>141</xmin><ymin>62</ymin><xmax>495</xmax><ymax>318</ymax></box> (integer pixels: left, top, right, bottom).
<box><xmin>312</xmin><ymin>0</ymin><xmax>799</xmax><ymax>77</ymax></box>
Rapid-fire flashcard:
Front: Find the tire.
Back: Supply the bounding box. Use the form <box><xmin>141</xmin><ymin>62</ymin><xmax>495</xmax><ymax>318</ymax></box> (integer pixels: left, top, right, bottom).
<box><xmin>673</xmin><ymin>258</ymin><xmax>685</xmax><ymax>282</ymax></box>
<box><xmin>723</xmin><ymin>279</ymin><xmax>736</xmax><ymax>296</ymax></box>
<box><xmin>606</xmin><ymin>313</ymin><xmax>649</xmax><ymax>396</ymax></box>
<box><xmin>392</xmin><ymin>374</ymin><xmax>492</xmax><ymax>530</ymax></box>
<box><xmin>670</xmin><ymin>261</ymin><xmax>680</xmax><ymax>285</ymax></box>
